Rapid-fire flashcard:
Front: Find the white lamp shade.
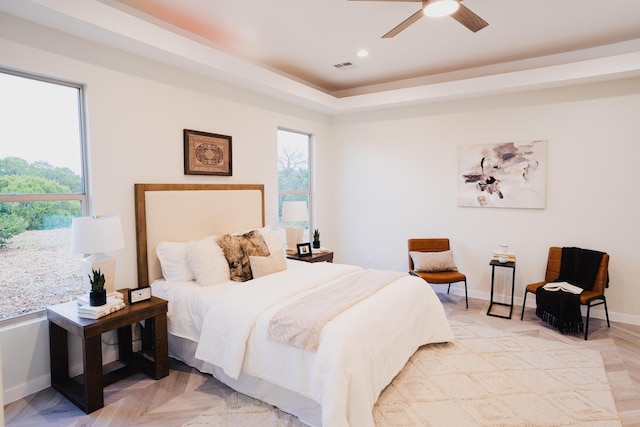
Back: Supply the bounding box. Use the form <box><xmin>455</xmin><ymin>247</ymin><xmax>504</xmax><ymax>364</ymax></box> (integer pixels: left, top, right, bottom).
<box><xmin>71</xmin><ymin>215</ymin><xmax>125</xmax><ymax>254</ymax></box>
<box><xmin>423</xmin><ymin>0</ymin><xmax>460</xmax><ymax>17</ymax></box>
<box><xmin>281</xmin><ymin>201</ymin><xmax>308</xmax><ymax>223</ymax></box>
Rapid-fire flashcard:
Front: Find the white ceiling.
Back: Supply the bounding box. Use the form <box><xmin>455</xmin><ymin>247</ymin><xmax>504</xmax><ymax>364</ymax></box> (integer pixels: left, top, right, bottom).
<box><xmin>2</xmin><ymin>0</ymin><xmax>640</xmax><ymax>114</ymax></box>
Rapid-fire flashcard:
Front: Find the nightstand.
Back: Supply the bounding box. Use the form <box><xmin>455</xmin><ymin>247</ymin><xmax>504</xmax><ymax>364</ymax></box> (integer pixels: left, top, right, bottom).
<box><xmin>287</xmin><ymin>251</ymin><xmax>334</xmax><ymax>263</ymax></box>
<box><xmin>47</xmin><ymin>293</ymin><xmax>169</xmax><ymax>413</ymax></box>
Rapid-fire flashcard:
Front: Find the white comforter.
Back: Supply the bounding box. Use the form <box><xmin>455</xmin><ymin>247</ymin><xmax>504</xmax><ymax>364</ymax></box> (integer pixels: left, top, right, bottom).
<box><xmin>154</xmin><ymin>261</ymin><xmax>453</xmax><ymax>427</ymax></box>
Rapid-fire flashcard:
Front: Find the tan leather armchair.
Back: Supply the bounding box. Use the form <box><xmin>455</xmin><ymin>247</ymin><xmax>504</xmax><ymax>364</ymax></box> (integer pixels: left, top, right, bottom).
<box><xmin>408</xmin><ymin>238</ymin><xmax>468</xmax><ymax>308</ymax></box>
<box><xmin>520</xmin><ymin>246</ymin><xmax>610</xmax><ymax>340</ymax></box>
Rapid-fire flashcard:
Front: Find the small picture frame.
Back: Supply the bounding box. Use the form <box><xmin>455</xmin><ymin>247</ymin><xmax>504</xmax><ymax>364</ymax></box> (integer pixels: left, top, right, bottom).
<box><xmin>183</xmin><ymin>129</ymin><xmax>232</xmax><ymax>176</ymax></box>
<box><xmin>297</xmin><ymin>242</ymin><xmax>312</xmax><ymax>257</ymax></box>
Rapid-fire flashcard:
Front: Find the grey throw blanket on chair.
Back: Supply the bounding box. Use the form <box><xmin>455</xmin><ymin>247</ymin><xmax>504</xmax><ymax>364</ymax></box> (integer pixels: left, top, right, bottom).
<box><xmin>536</xmin><ymin>247</ymin><xmax>604</xmax><ymax>333</ymax></box>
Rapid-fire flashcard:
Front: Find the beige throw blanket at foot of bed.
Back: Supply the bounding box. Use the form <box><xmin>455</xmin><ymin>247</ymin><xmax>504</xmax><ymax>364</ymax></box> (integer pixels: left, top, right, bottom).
<box><xmin>267</xmin><ymin>269</ymin><xmax>405</xmax><ymax>351</ymax></box>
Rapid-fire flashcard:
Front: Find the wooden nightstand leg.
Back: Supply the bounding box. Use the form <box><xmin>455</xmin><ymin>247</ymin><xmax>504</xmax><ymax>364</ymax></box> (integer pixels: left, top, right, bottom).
<box><xmin>152</xmin><ymin>313</ymin><xmax>169</xmax><ymax>379</ymax></box>
<box><xmin>117</xmin><ymin>324</ymin><xmax>134</xmax><ymax>361</ymax></box>
<box><xmin>82</xmin><ymin>334</ymin><xmax>104</xmax><ymax>413</ymax></box>
<box><xmin>49</xmin><ymin>323</ymin><xmax>68</xmax><ymax>388</ymax></box>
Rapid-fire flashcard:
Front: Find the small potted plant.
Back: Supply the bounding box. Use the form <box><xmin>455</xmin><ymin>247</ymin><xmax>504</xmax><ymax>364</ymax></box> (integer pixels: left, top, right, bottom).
<box><xmin>89</xmin><ymin>268</ymin><xmax>107</xmax><ymax>306</ymax></box>
<box><xmin>312</xmin><ymin>228</ymin><xmax>321</xmax><ymax>249</ymax></box>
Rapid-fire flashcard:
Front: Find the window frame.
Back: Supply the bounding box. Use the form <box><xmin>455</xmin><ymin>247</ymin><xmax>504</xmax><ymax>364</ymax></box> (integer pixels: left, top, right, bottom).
<box><xmin>0</xmin><ymin>68</ymin><xmax>89</xmax><ymax>207</ymax></box>
<box><xmin>277</xmin><ymin>127</ymin><xmax>314</xmax><ymax>233</ymax></box>
<box><xmin>0</xmin><ymin>67</ymin><xmax>90</xmax><ymax>322</ymax></box>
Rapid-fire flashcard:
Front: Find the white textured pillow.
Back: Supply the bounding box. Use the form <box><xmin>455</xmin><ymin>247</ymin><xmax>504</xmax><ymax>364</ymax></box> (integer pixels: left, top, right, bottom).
<box><xmin>156</xmin><ymin>241</ymin><xmax>194</xmax><ymax>282</ymax></box>
<box><xmin>411</xmin><ymin>250</ymin><xmax>458</xmax><ymax>272</ymax></box>
<box><xmin>187</xmin><ymin>236</ymin><xmax>230</xmax><ymax>286</ymax></box>
<box><xmin>250</xmin><ymin>250</ymin><xmax>287</xmax><ymax>278</ymax></box>
<box><xmin>258</xmin><ymin>227</ymin><xmax>285</xmax><ymax>255</ymax></box>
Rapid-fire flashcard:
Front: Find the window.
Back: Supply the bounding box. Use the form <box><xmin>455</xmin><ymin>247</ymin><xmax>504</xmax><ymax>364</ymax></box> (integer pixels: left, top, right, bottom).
<box><xmin>0</xmin><ymin>69</ymin><xmax>88</xmax><ymax>322</ymax></box>
<box><xmin>277</xmin><ymin>129</ymin><xmax>312</xmax><ymax>243</ymax></box>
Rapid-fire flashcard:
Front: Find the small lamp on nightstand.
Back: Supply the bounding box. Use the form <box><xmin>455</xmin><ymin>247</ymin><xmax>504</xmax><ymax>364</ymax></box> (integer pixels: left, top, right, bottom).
<box><xmin>281</xmin><ymin>201</ymin><xmax>308</xmax><ymax>250</ymax></box>
<box><xmin>71</xmin><ymin>215</ymin><xmax>125</xmax><ymax>298</ymax></box>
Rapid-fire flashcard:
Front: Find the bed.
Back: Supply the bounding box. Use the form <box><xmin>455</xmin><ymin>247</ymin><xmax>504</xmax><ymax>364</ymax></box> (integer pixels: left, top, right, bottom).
<box><xmin>134</xmin><ymin>183</ymin><xmax>453</xmax><ymax>427</ymax></box>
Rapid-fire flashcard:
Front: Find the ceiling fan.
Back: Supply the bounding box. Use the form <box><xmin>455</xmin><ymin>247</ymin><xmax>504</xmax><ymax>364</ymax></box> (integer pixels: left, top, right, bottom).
<box><xmin>349</xmin><ymin>0</ymin><xmax>489</xmax><ymax>38</ymax></box>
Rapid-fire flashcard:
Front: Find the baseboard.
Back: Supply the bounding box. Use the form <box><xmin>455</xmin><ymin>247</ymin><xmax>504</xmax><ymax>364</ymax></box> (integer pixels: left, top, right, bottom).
<box><xmin>3</xmin><ymin>373</ymin><xmax>52</xmax><ymax>405</ymax></box>
<box><xmin>3</xmin><ymin>346</ymin><xmax>118</xmax><ymax>405</ymax></box>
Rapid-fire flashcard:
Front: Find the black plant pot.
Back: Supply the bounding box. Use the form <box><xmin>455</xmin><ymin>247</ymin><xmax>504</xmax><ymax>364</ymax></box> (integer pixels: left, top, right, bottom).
<box><xmin>90</xmin><ymin>289</ymin><xmax>107</xmax><ymax>306</ymax></box>
<box><xmin>313</xmin><ymin>241</ymin><xmax>321</xmax><ymax>249</ymax></box>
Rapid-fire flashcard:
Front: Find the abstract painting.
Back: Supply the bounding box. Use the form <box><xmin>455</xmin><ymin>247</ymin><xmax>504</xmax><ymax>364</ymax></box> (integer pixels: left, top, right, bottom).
<box><xmin>458</xmin><ymin>140</ymin><xmax>547</xmax><ymax>208</ymax></box>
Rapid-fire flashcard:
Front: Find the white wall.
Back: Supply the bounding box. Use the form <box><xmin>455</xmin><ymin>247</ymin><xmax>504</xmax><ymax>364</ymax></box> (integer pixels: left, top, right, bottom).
<box><xmin>0</xmin><ymin>13</ymin><xmax>332</xmax><ymax>403</ymax></box>
<box><xmin>330</xmin><ymin>78</ymin><xmax>640</xmax><ymax>323</ymax></box>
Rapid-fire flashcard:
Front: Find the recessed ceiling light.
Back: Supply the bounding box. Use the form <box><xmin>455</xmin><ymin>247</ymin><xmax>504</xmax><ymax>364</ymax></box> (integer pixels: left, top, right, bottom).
<box><xmin>357</xmin><ymin>49</ymin><xmax>369</xmax><ymax>58</ymax></box>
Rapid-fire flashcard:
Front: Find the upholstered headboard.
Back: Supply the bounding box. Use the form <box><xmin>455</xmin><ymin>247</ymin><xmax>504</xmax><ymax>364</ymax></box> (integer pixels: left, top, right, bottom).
<box><xmin>134</xmin><ymin>183</ymin><xmax>265</xmax><ymax>286</ymax></box>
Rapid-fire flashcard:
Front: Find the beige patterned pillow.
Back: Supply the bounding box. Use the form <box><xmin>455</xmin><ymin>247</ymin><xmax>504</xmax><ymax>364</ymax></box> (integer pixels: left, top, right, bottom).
<box><xmin>250</xmin><ymin>250</ymin><xmax>287</xmax><ymax>278</ymax></box>
<box><xmin>217</xmin><ymin>230</ymin><xmax>270</xmax><ymax>282</ymax></box>
<box><xmin>410</xmin><ymin>250</ymin><xmax>458</xmax><ymax>272</ymax></box>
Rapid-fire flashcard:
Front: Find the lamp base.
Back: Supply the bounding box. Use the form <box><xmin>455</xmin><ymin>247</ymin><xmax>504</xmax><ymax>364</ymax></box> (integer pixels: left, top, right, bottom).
<box><xmin>80</xmin><ymin>253</ymin><xmax>116</xmax><ymax>296</ymax></box>
<box><xmin>285</xmin><ymin>226</ymin><xmax>304</xmax><ymax>250</ymax></box>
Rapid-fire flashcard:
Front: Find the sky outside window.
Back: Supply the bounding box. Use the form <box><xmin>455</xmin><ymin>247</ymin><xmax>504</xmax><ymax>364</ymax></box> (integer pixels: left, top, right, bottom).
<box><xmin>0</xmin><ymin>72</ymin><xmax>83</xmax><ymax>175</ymax></box>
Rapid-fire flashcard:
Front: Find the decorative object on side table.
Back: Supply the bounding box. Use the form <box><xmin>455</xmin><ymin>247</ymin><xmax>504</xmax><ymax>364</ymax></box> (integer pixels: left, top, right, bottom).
<box><xmin>491</xmin><ymin>245</ymin><xmax>516</xmax><ymax>263</ymax></box>
<box><xmin>77</xmin><ymin>297</ymin><xmax>126</xmax><ymax>319</ymax></box>
<box><xmin>128</xmin><ymin>286</ymin><xmax>152</xmax><ymax>304</ymax></box>
<box><xmin>183</xmin><ymin>129</ymin><xmax>232</xmax><ymax>176</ymax></box>
<box><xmin>78</xmin><ymin>268</ymin><xmax>126</xmax><ymax>318</ymax></box>
<box><xmin>71</xmin><ymin>215</ymin><xmax>125</xmax><ymax>299</ymax></box>
<box><xmin>313</xmin><ymin>228</ymin><xmax>321</xmax><ymax>249</ymax></box>
<box><xmin>281</xmin><ymin>200</ymin><xmax>308</xmax><ymax>250</ymax></box>
<box><xmin>88</xmin><ymin>268</ymin><xmax>107</xmax><ymax>306</ymax></box>
<box><xmin>297</xmin><ymin>242</ymin><xmax>312</xmax><ymax>257</ymax></box>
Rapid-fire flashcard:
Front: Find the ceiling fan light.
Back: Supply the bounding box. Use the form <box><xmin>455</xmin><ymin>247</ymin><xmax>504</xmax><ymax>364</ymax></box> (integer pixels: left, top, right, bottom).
<box><xmin>423</xmin><ymin>0</ymin><xmax>460</xmax><ymax>18</ymax></box>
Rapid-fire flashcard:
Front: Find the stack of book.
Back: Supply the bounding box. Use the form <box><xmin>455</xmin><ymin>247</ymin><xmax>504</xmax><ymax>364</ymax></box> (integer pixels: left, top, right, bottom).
<box><xmin>286</xmin><ymin>246</ymin><xmax>328</xmax><ymax>255</ymax></box>
<box><xmin>491</xmin><ymin>249</ymin><xmax>516</xmax><ymax>262</ymax></box>
<box><xmin>77</xmin><ymin>297</ymin><xmax>126</xmax><ymax>319</ymax></box>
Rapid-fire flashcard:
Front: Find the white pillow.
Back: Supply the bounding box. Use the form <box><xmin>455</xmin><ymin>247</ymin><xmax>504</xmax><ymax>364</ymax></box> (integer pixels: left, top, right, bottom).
<box><xmin>410</xmin><ymin>250</ymin><xmax>458</xmax><ymax>272</ymax></box>
<box><xmin>156</xmin><ymin>241</ymin><xmax>194</xmax><ymax>282</ymax></box>
<box><xmin>250</xmin><ymin>250</ymin><xmax>287</xmax><ymax>278</ymax></box>
<box><xmin>258</xmin><ymin>227</ymin><xmax>285</xmax><ymax>255</ymax></box>
<box><xmin>187</xmin><ymin>236</ymin><xmax>231</xmax><ymax>286</ymax></box>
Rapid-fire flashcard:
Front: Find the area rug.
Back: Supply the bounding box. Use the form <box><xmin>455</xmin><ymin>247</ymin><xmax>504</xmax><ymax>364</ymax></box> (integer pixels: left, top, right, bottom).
<box><xmin>183</xmin><ymin>321</ymin><xmax>621</xmax><ymax>427</ymax></box>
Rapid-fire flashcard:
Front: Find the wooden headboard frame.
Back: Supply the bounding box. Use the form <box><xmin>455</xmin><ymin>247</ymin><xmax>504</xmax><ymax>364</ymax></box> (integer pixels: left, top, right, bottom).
<box><xmin>134</xmin><ymin>183</ymin><xmax>265</xmax><ymax>287</ymax></box>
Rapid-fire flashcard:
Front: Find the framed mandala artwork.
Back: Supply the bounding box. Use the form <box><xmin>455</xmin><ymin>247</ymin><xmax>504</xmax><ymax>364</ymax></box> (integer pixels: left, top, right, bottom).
<box><xmin>183</xmin><ymin>129</ymin><xmax>232</xmax><ymax>176</ymax></box>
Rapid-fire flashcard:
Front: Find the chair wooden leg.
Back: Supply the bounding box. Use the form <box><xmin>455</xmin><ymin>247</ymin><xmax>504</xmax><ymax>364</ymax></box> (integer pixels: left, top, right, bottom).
<box><xmin>520</xmin><ymin>290</ymin><xmax>529</xmax><ymax>321</ymax></box>
<box><xmin>447</xmin><ymin>284</ymin><xmax>451</xmax><ymax>294</ymax></box>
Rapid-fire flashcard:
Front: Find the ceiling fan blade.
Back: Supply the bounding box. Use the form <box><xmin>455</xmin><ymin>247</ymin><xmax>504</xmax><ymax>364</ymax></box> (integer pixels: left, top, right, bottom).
<box><xmin>382</xmin><ymin>9</ymin><xmax>424</xmax><ymax>38</ymax></box>
<box><xmin>451</xmin><ymin>3</ymin><xmax>488</xmax><ymax>32</ymax></box>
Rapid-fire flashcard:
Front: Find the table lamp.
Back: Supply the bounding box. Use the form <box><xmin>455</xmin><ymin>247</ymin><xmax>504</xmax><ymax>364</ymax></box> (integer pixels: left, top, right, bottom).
<box><xmin>281</xmin><ymin>201</ymin><xmax>308</xmax><ymax>250</ymax></box>
<box><xmin>71</xmin><ymin>215</ymin><xmax>125</xmax><ymax>298</ymax></box>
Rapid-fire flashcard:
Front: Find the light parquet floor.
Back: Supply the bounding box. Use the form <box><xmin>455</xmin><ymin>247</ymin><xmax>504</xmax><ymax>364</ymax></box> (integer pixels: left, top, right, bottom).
<box><xmin>5</xmin><ymin>292</ymin><xmax>640</xmax><ymax>427</ymax></box>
